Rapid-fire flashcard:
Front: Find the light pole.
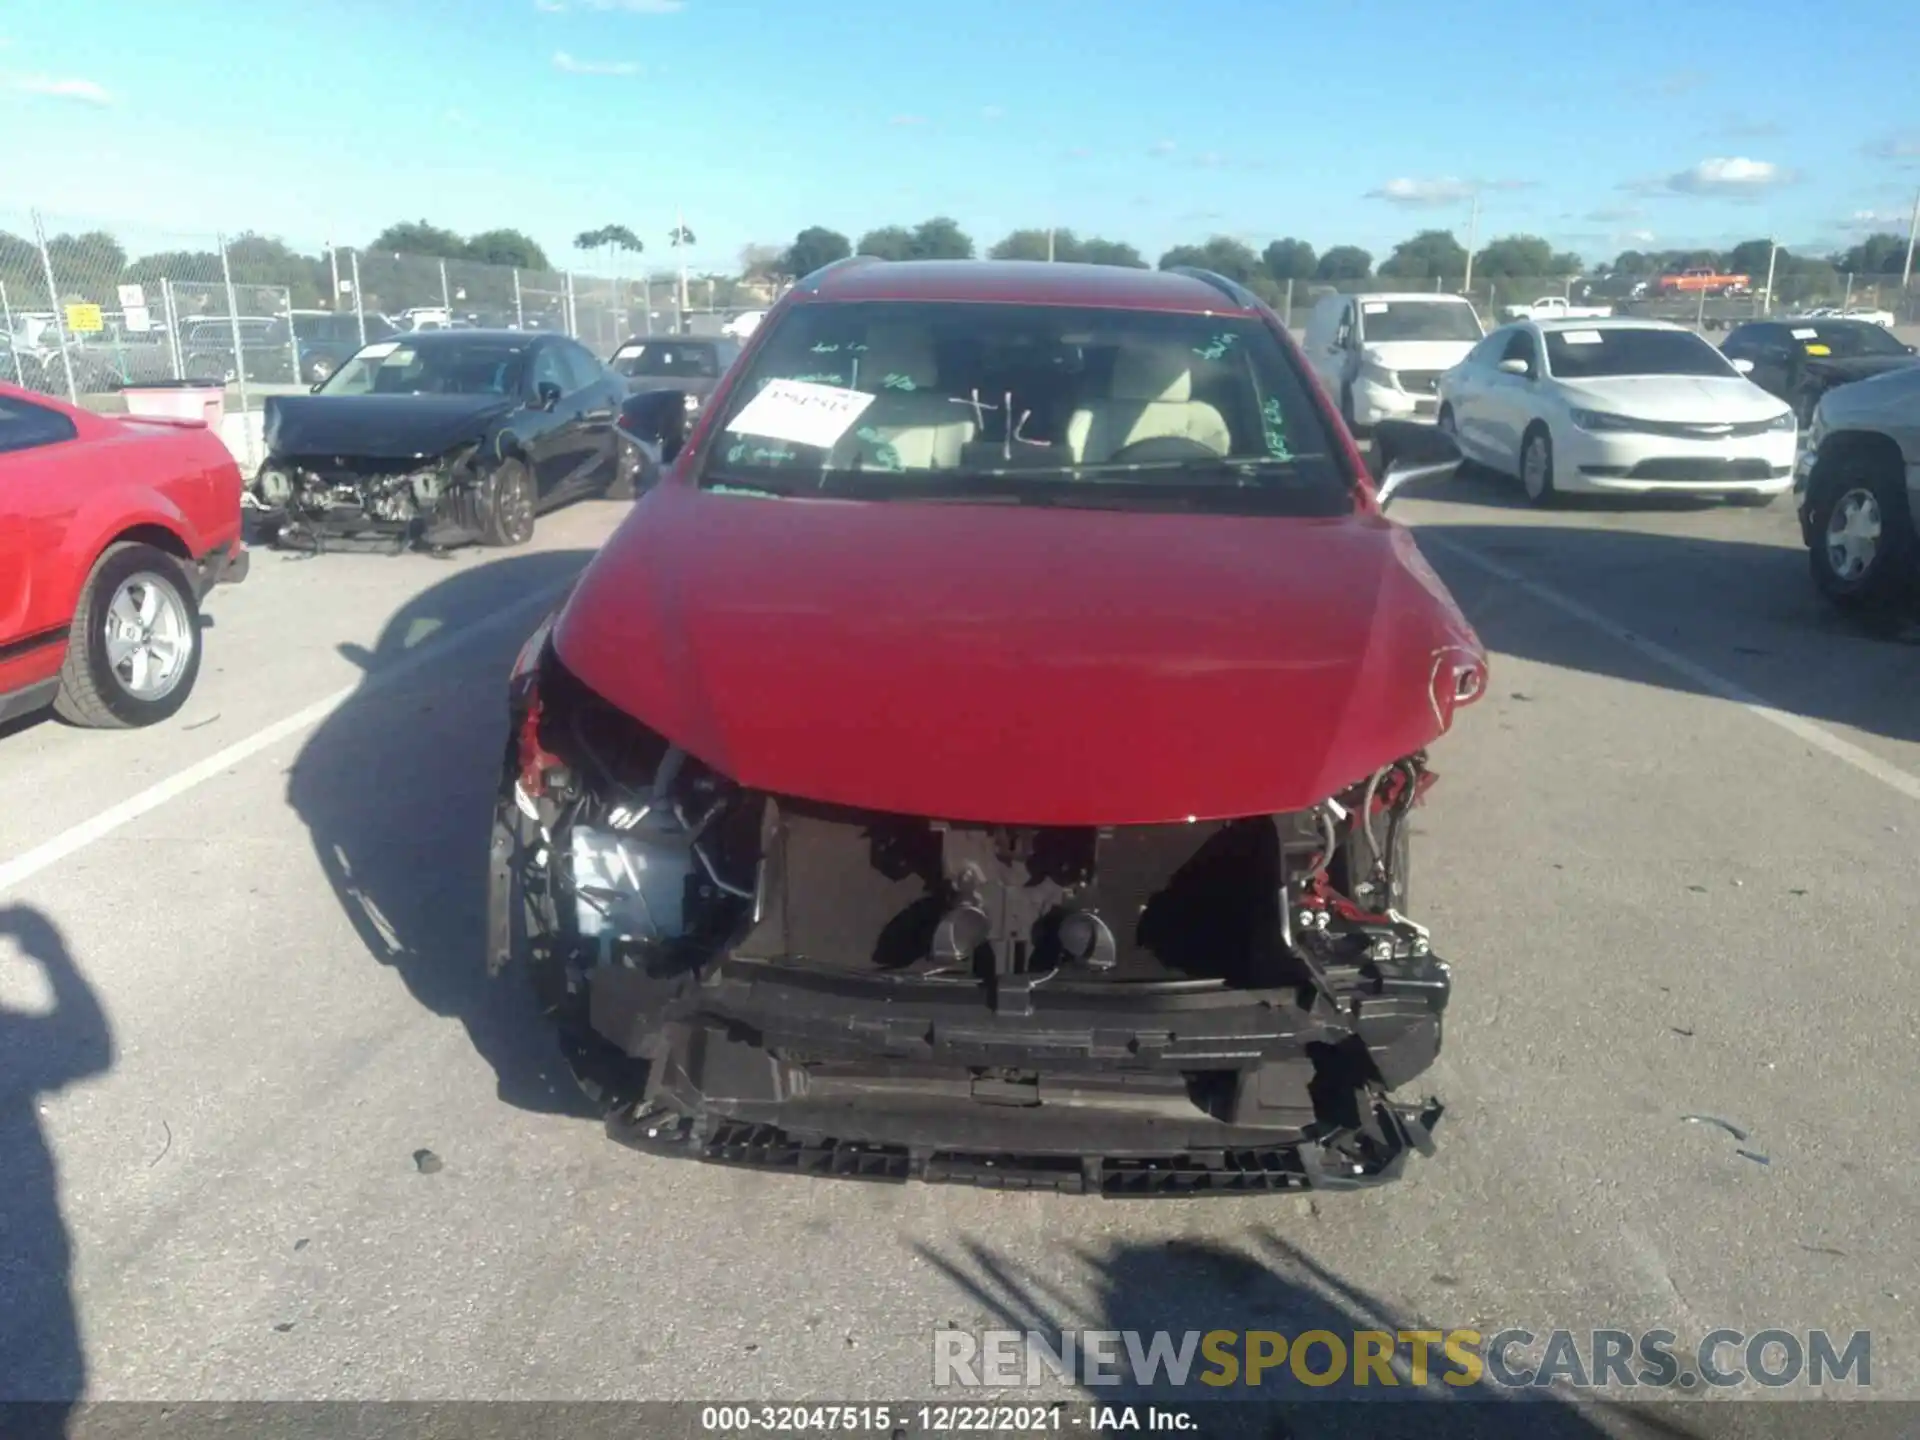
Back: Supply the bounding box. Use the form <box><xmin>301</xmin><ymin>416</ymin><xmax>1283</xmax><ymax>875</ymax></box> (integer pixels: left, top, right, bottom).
<box><xmin>1762</xmin><ymin>239</ymin><xmax>1780</xmax><ymax>316</ymax></box>
<box><xmin>1462</xmin><ymin>191</ymin><xmax>1481</xmax><ymax>294</ymax></box>
<box><xmin>1902</xmin><ymin>185</ymin><xmax>1920</xmax><ymax>293</ymax></box>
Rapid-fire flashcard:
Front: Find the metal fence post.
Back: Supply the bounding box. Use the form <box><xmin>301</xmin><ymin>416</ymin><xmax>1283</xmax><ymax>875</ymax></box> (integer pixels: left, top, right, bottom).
<box><xmin>0</xmin><ymin>281</ymin><xmax>22</xmax><ymax>386</ymax></box>
<box><xmin>513</xmin><ymin>268</ymin><xmax>524</xmax><ymax>330</ymax></box>
<box><xmin>217</xmin><ymin>233</ymin><xmax>255</xmax><ymax>466</ymax></box>
<box><xmin>565</xmin><ymin>272</ymin><xmax>577</xmax><ymax>337</ymax></box>
<box><xmin>350</xmin><ymin>249</ymin><xmax>365</xmax><ymax>343</ymax></box>
<box><xmin>161</xmin><ymin>277</ymin><xmax>183</xmax><ymax>378</ymax></box>
<box><xmin>439</xmin><ymin>258</ymin><xmax>451</xmax><ymax>315</ymax></box>
<box><xmin>30</xmin><ymin>210</ymin><xmax>78</xmax><ymax>404</ymax></box>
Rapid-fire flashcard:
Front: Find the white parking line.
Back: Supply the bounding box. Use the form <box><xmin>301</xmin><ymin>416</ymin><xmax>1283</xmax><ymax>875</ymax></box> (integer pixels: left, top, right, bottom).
<box><xmin>0</xmin><ymin>579</ymin><xmax>574</xmax><ymax>897</ymax></box>
<box><xmin>1420</xmin><ymin>532</ymin><xmax>1920</xmax><ymax>804</ymax></box>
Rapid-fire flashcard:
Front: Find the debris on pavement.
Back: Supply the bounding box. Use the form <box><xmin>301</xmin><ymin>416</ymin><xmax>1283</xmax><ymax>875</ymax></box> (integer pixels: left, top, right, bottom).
<box><xmin>411</xmin><ymin>1148</ymin><xmax>443</xmax><ymax>1175</ymax></box>
<box><xmin>1670</xmin><ymin>1026</ymin><xmax>1694</xmax><ymax>1038</ymax></box>
<box><xmin>1736</xmin><ymin>1150</ymin><xmax>1771</xmax><ymax>1166</ymax></box>
<box><xmin>148</xmin><ymin>1119</ymin><xmax>172</xmax><ymax>1168</ymax></box>
<box><xmin>294</xmin><ymin>1238</ymin><xmax>309</xmax><ymax>1252</ymax></box>
<box><xmin>1681</xmin><ymin>1114</ymin><xmax>1749</xmax><ymax>1142</ymax></box>
<box><xmin>1798</xmin><ymin>1243</ymin><xmax>1848</xmax><ymax>1258</ymax></box>
<box><xmin>273</xmin><ymin>1323</ymin><xmax>295</xmax><ymax>1333</ymax></box>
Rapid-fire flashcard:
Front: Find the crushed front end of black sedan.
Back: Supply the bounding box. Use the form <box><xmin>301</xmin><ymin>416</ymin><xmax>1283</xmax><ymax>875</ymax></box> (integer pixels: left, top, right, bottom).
<box><xmin>489</xmin><ymin>638</ymin><xmax>1454</xmax><ymax>1198</ymax></box>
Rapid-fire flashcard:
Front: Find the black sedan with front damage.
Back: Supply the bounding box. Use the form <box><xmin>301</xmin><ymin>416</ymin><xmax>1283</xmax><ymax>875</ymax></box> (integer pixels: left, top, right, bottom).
<box><xmin>249</xmin><ymin>329</ymin><xmax>635</xmax><ymax>551</ymax></box>
<box><xmin>1721</xmin><ymin>318</ymin><xmax>1920</xmax><ymax>428</ymax></box>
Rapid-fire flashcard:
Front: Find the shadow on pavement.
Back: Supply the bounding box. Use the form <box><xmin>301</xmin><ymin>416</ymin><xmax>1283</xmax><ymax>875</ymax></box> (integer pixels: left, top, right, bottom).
<box><xmin>918</xmin><ymin>1231</ymin><xmax>1721</xmax><ymax>1438</ymax></box>
<box><xmin>287</xmin><ymin>548</ymin><xmax>602</xmax><ymax>1119</ymax></box>
<box><xmin>1404</xmin><ymin>463</ymin><xmax>1742</xmax><ymax>515</ymax></box>
<box><xmin>1412</xmin><ymin>520</ymin><xmax>1920</xmax><ymax>749</ymax></box>
<box><xmin>0</xmin><ymin>905</ymin><xmax>112</xmax><ymax>1434</ymax></box>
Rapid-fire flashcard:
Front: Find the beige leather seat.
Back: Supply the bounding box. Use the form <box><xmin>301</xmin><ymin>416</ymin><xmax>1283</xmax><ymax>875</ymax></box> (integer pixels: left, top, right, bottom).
<box><xmin>1066</xmin><ymin>343</ymin><xmax>1232</xmax><ymax>464</ymax></box>
<box><xmin>832</xmin><ymin>325</ymin><xmax>975</xmax><ymax>470</ymax></box>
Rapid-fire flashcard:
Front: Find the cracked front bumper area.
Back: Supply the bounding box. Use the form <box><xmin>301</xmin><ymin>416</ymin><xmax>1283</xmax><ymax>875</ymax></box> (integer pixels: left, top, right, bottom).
<box><xmin>579</xmin><ymin>953</ymin><xmax>1449</xmax><ymax>1196</ymax></box>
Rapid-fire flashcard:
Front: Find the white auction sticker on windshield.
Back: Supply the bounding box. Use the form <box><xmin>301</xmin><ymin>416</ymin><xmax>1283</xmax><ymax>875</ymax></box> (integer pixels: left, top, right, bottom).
<box><xmin>1791</xmin><ymin>328</ymin><xmax>1819</xmax><ymax>339</ymax></box>
<box><xmin>1561</xmin><ymin>329</ymin><xmax>1605</xmax><ymax>345</ymax></box>
<box><xmin>613</xmin><ymin>343</ymin><xmax>646</xmax><ymax>360</ymax></box>
<box><xmin>726</xmin><ymin>377</ymin><xmax>874</xmax><ymax>449</ymax></box>
<box><xmin>358</xmin><ymin>341</ymin><xmax>401</xmax><ymax>359</ymax></box>
<box><xmin>1361</xmin><ymin>301</ymin><xmax>1389</xmax><ymax>314</ymax></box>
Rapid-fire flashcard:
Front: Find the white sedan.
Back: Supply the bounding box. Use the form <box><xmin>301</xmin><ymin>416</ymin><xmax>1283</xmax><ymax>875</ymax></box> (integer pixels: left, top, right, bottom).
<box><xmin>1436</xmin><ymin>318</ymin><xmax>1797</xmax><ymax>506</ymax></box>
<box><xmin>1840</xmin><ymin>306</ymin><xmax>1897</xmax><ymax>329</ymax></box>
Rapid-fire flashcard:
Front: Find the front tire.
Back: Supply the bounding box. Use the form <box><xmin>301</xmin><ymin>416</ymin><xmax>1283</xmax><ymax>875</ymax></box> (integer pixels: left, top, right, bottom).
<box><xmin>479</xmin><ymin>458</ymin><xmax>537</xmax><ymax>547</ymax></box>
<box><xmin>1520</xmin><ymin>424</ymin><xmax>1558</xmax><ymax>507</ymax></box>
<box><xmin>1805</xmin><ymin>453</ymin><xmax>1913</xmax><ymax>609</ymax></box>
<box><xmin>54</xmin><ymin>543</ymin><xmax>203</xmax><ymax>729</ymax></box>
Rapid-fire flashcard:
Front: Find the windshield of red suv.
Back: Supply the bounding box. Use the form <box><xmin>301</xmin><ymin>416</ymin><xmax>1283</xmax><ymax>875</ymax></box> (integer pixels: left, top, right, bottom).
<box><xmin>697</xmin><ymin>299</ymin><xmax>1352</xmax><ymax>513</ymax></box>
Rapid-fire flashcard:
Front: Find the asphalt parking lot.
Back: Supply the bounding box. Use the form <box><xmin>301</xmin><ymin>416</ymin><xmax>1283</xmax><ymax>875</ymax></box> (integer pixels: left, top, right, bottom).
<box><xmin>3</xmin><ymin>473</ymin><xmax>1918</xmax><ymax>1433</ymax></box>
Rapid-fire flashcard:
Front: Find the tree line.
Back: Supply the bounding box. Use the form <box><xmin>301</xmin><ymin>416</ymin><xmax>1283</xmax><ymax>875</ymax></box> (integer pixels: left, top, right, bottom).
<box><xmin>3</xmin><ymin>212</ymin><xmax>1911</xmax><ymax>327</ymax></box>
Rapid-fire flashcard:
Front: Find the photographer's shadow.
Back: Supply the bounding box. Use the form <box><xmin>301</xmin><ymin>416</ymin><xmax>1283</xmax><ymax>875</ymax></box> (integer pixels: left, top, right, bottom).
<box><xmin>0</xmin><ymin>905</ymin><xmax>113</xmax><ymax>1431</ymax></box>
<box><xmin>286</xmin><ymin>550</ymin><xmax>601</xmax><ymax>1119</ymax></box>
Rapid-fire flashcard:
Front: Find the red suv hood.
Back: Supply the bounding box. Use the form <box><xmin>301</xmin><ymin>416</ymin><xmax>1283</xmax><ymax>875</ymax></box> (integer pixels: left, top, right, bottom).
<box><xmin>553</xmin><ymin>485</ymin><xmax>1484</xmax><ymax>826</ymax></box>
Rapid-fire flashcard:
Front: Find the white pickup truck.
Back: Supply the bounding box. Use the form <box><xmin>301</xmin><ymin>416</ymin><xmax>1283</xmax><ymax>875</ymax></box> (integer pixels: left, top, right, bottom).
<box><xmin>1500</xmin><ymin>295</ymin><xmax>1614</xmax><ymax>322</ymax></box>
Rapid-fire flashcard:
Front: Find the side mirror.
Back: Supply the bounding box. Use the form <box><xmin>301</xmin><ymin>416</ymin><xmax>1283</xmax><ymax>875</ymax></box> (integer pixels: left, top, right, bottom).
<box><xmin>1731</xmin><ymin>357</ymin><xmax>1756</xmax><ymax>374</ymax></box>
<box><xmin>535</xmin><ymin>380</ymin><xmax>563</xmax><ymax>411</ymax></box>
<box><xmin>1371</xmin><ymin>419</ymin><xmax>1462</xmax><ymax>513</ymax></box>
<box><xmin>1496</xmin><ymin>358</ymin><xmax>1532</xmax><ymax>376</ymax></box>
<box><xmin>618</xmin><ymin>388</ymin><xmax>690</xmax><ymax>464</ymax></box>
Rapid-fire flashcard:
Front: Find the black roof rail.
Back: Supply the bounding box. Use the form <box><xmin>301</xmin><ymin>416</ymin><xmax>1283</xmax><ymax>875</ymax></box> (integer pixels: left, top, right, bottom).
<box><xmin>1168</xmin><ymin>266</ymin><xmax>1264</xmax><ymax>311</ymax></box>
<box><xmin>795</xmin><ymin>254</ymin><xmax>885</xmax><ymax>294</ymax></box>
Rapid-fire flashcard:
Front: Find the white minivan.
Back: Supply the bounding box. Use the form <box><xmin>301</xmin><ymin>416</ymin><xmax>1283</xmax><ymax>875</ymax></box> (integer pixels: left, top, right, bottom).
<box><xmin>1303</xmin><ymin>292</ymin><xmax>1486</xmax><ymax>432</ymax></box>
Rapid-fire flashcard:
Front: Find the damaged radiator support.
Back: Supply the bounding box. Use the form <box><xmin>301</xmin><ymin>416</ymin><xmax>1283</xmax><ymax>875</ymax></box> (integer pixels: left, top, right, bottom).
<box><xmin>493</xmin><ymin>663</ymin><xmax>1453</xmax><ymax>1194</ymax></box>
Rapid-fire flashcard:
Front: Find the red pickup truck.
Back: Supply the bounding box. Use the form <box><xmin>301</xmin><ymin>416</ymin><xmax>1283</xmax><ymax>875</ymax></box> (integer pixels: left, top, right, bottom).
<box><xmin>0</xmin><ymin>383</ymin><xmax>249</xmax><ymax>729</ymax></box>
<box><xmin>1655</xmin><ymin>267</ymin><xmax>1751</xmax><ymax>296</ymax></box>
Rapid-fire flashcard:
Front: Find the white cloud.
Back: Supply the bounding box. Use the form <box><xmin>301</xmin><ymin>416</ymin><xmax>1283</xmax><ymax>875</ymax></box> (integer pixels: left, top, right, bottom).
<box><xmin>981</xmin><ymin>104</ymin><xmax>1005</xmax><ymax>121</ymax></box>
<box><xmin>1193</xmin><ymin>150</ymin><xmax>1224</xmax><ymax>169</ymax></box>
<box><xmin>1665</xmin><ymin>157</ymin><xmax>1790</xmax><ymax>195</ymax></box>
<box><xmin>1149</xmin><ymin>139</ymin><xmax>1177</xmax><ymax>156</ymax></box>
<box><xmin>1624</xmin><ymin>229</ymin><xmax>1657</xmax><ymax>244</ymax></box>
<box><xmin>1365</xmin><ymin>177</ymin><xmax>1476</xmax><ymax>206</ymax></box>
<box><xmin>1842</xmin><ymin>209</ymin><xmax>1907</xmax><ymax>232</ymax></box>
<box><xmin>551</xmin><ymin>51</ymin><xmax>639</xmax><ymax>75</ymax></box>
<box><xmin>4</xmin><ymin>73</ymin><xmax>113</xmax><ymax>105</ymax></box>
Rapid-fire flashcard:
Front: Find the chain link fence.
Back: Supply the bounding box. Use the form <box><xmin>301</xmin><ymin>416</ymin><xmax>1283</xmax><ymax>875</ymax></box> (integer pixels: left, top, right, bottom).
<box><xmin>7</xmin><ymin>206</ymin><xmax>1913</xmax><ymax>462</ymax></box>
<box><xmin>0</xmin><ymin>208</ymin><xmax>773</xmax><ymax>464</ymax></box>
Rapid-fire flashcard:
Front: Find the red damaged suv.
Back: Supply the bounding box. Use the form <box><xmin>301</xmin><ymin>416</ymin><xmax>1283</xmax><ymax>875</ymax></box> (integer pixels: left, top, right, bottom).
<box><xmin>490</xmin><ymin>258</ymin><xmax>1485</xmax><ymax>1195</ymax></box>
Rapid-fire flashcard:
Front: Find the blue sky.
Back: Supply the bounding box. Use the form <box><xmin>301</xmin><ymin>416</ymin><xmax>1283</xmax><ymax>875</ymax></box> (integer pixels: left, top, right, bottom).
<box><xmin>2</xmin><ymin>0</ymin><xmax>1917</xmax><ymax>274</ymax></box>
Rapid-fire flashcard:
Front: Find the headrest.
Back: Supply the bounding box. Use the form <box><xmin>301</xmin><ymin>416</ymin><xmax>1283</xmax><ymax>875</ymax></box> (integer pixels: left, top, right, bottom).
<box><xmin>1110</xmin><ymin>343</ymin><xmax>1193</xmax><ymax>403</ymax></box>
<box><xmin>856</xmin><ymin>325</ymin><xmax>938</xmax><ymax>390</ymax></box>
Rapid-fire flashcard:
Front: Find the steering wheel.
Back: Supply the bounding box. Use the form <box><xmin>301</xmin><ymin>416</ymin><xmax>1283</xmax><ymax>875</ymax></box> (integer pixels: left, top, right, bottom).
<box><xmin>1100</xmin><ymin>435</ymin><xmax>1221</xmax><ymax>465</ymax></box>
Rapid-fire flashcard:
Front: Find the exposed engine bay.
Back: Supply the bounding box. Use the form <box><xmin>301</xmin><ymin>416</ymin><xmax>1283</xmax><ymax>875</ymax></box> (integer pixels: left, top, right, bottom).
<box><xmin>249</xmin><ymin>448</ymin><xmax>489</xmax><ymax>551</ymax></box>
<box><xmin>490</xmin><ymin>644</ymin><xmax>1454</xmax><ymax>1196</ymax></box>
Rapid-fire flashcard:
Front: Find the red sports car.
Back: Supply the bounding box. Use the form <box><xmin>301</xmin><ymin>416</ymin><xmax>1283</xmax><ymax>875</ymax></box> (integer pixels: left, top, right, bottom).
<box><xmin>489</xmin><ymin>259</ymin><xmax>1485</xmax><ymax>1195</ymax></box>
<box><xmin>0</xmin><ymin>384</ymin><xmax>249</xmax><ymax>729</ymax></box>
